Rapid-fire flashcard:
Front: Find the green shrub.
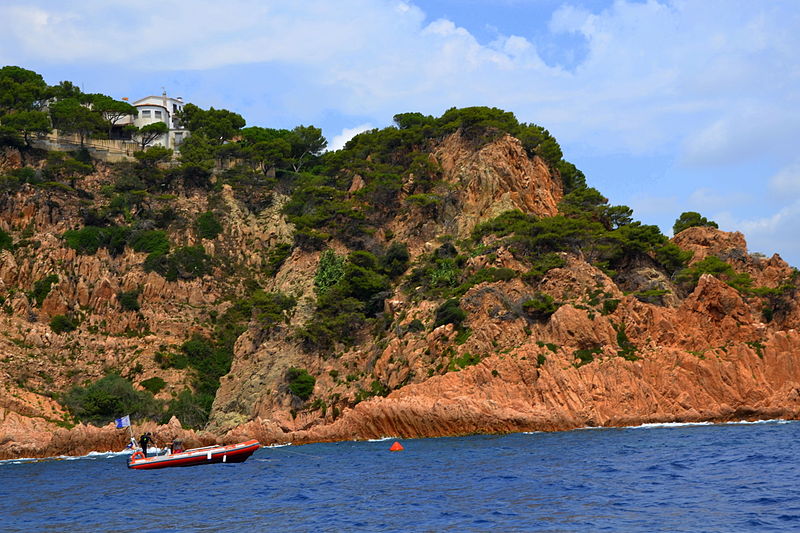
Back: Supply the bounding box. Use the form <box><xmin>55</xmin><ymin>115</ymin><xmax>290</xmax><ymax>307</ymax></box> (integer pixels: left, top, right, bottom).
<box><xmin>314</xmin><ymin>249</ymin><xmax>345</xmax><ymax>296</ymax></box>
<box><xmin>673</xmin><ymin>211</ymin><xmax>718</xmax><ymax>235</ymax></box>
<box><xmin>449</xmin><ymin>352</ymin><xmax>481</xmax><ymax>370</ymax></box>
<box><xmin>133</xmin><ymin>146</ymin><xmax>173</xmax><ymax>167</ymax></box>
<box><xmin>293</xmin><ymin>228</ymin><xmax>330</xmax><ymax>251</ymax></box>
<box><xmin>674</xmin><ymin>256</ymin><xmax>753</xmax><ymax>293</ymax></box>
<box><xmin>139</xmin><ymin>376</ymin><xmax>166</xmax><ymax>394</ymax></box>
<box><xmin>614</xmin><ymin>323</ymin><xmax>639</xmax><ymax>361</ymax></box>
<box><xmin>296</xmin><ymin>295</ymin><xmax>366</xmax><ymax>350</ymax></box>
<box><xmin>746</xmin><ymin>340</ymin><xmax>765</xmax><ymax>359</ymax></box>
<box><xmin>433</xmin><ymin>298</ymin><xmax>467</xmax><ymax>329</ymax></box>
<box><xmin>145</xmin><ymin>246</ymin><xmax>213</xmax><ymax>281</ymax></box>
<box><xmin>154</xmin><ymin>349</ymin><xmax>188</xmax><ymax>370</ymax></box>
<box><xmin>405</xmin><ymin>193</ymin><xmax>442</xmax><ymax>209</ymax></box>
<box><xmin>171</xmin><ymin>245</ymin><xmax>213</xmax><ymax>279</ymax></box>
<box><xmin>129</xmin><ymin>230</ymin><xmax>170</xmax><ymax>255</ymax></box>
<box><xmin>407</xmin><ymin>254</ymin><xmax>461</xmax><ymax>297</ymax></box>
<box><xmin>143</xmin><ymin>250</ymin><xmax>169</xmax><ymax>274</ymax></box>
<box><xmin>381</xmin><ymin>242</ymin><xmax>410</xmax><ymax>278</ymax></box>
<box><xmin>50</xmin><ymin>314</ymin><xmax>77</xmax><ymax>334</ymax></box>
<box><xmin>633</xmin><ymin>289</ymin><xmax>670</xmax><ymax>305</ymax></box>
<box><xmin>63</xmin><ymin>225</ymin><xmax>131</xmax><ymax>256</ymax></box>
<box><xmin>405</xmin><ymin>319</ymin><xmax>425</xmax><ymax>334</ymax></box>
<box><xmin>250</xmin><ymin>290</ymin><xmax>296</xmax><ymax>331</ymax></box>
<box><xmin>0</xmin><ymin>228</ymin><xmax>12</xmax><ymax>250</ymax></box>
<box><xmin>62</xmin><ymin>372</ymin><xmax>161</xmax><ymax>426</ymax></box>
<box><xmin>265</xmin><ymin>242</ymin><xmax>292</xmax><ymax>276</ymax></box>
<box><xmin>31</xmin><ymin>274</ymin><xmax>59</xmax><ymax>306</ymax></box>
<box><xmin>117</xmin><ymin>289</ymin><xmax>141</xmax><ymax>311</ymax></box>
<box><xmin>655</xmin><ymin>242</ymin><xmax>693</xmax><ymax>274</ymax></box>
<box><xmin>176</xmin><ymin>334</ymin><xmax>231</xmax><ymax>405</ymax></box>
<box><xmin>522</xmin><ymin>253</ymin><xmax>566</xmax><ymax>283</ymax></box>
<box><xmin>286</xmin><ymin>367</ymin><xmax>316</xmax><ymax>400</ymax></box>
<box><xmin>196</xmin><ymin>211</ymin><xmax>223</xmax><ymax>239</ymax></box>
<box><xmin>574</xmin><ymin>346</ymin><xmax>602</xmax><ymax>367</ymax></box>
<box><xmin>164</xmin><ymin>388</ymin><xmax>209</xmax><ymax>429</ymax></box>
<box><xmin>522</xmin><ymin>292</ymin><xmax>559</xmax><ymax>321</ymax></box>
<box><xmin>464</xmin><ymin>266</ymin><xmax>516</xmax><ymax>287</ymax></box>
<box><xmin>369</xmin><ymin>380</ymin><xmax>390</xmax><ymax>397</ymax></box>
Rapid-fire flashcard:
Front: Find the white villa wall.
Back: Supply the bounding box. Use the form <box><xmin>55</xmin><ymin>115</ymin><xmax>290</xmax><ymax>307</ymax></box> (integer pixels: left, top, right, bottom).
<box><xmin>113</xmin><ymin>92</ymin><xmax>189</xmax><ymax>150</ymax></box>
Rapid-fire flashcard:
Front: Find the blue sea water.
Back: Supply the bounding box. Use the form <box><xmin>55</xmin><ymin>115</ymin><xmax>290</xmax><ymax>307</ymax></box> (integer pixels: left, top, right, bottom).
<box><xmin>2</xmin><ymin>420</ymin><xmax>800</xmax><ymax>532</ymax></box>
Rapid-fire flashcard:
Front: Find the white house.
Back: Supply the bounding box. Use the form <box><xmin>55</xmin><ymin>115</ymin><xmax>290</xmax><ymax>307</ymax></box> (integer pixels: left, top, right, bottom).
<box><xmin>114</xmin><ymin>91</ymin><xmax>190</xmax><ymax>150</ymax></box>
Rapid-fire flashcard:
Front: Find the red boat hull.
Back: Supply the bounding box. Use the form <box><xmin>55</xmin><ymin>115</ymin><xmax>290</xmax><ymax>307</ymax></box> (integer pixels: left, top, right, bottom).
<box><xmin>128</xmin><ymin>440</ymin><xmax>260</xmax><ymax>470</ymax></box>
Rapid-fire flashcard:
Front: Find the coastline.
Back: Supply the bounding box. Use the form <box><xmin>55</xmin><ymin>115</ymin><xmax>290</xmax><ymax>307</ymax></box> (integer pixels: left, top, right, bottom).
<box><xmin>2</xmin><ymin>417</ymin><xmax>794</xmax><ymax>464</ymax></box>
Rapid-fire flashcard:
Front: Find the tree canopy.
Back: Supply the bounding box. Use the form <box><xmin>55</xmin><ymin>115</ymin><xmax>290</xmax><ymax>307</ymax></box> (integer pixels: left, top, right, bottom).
<box><xmin>49</xmin><ymin>98</ymin><xmax>107</xmax><ymax>146</ymax></box>
<box><xmin>178</xmin><ymin>103</ymin><xmax>245</xmax><ymax>144</ymax></box>
<box><xmin>90</xmin><ymin>94</ymin><xmax>137</xmax><ymax>137</ymax></box>
<box><xmin>133</xmin><ymin>121</ymin><xmax>169</xmax><ymax>150</ymax></box>
<box><xmin>0</xmin><ymin>66</ymin><xmax>48</xmax><ymax>114</ymax></box>
<box><xmin>673</xmin><ymin>211</ymin><xmax>719</xmax><ymax>235</ymax></box>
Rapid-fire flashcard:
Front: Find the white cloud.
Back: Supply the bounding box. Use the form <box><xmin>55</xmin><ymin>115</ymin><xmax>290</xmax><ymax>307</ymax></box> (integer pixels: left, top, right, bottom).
<box><xmin>688</xmin><ymin>188</ymin><xmax>750</xmax><ymax>211</ymax></box>
<box><xmin>1</xmin><ymin>0</ymin><xmax>800</xmax><ymax>261</ymax></box>
<box><xmin>769</xmin><ymin>161</ymin><xmax>800</xmax><ymax>197</ymax></box>
<box><xmin>329</xmin><ymin>123</ymin><xmax>373</xmax><ymax>152</ymax></box>
<box><xmin>720</xmin><ymin>200</ymin><xmax>800</xmax><ymax>262</ymax></box>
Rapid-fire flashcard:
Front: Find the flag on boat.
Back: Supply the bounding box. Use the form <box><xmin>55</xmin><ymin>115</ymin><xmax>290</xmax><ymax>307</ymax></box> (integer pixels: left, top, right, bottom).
<box><xmin>115</xmin><ymin>415</ymin><xmax>130</xmax><ymax>429</ymax></box>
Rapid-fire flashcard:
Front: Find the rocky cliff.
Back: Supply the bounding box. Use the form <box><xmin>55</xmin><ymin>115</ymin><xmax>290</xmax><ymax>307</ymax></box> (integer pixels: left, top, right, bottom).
<box><xmin>1</xmin><ymin>126</ymin><xmax>799</xmax><ymax>460</ymax></box>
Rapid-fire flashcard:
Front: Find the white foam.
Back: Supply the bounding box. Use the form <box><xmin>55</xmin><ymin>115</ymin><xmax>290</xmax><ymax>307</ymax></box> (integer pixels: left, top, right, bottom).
<box><xmin>367</xmin><ymin>436</ymin><xmax>396</xmax><ymax>442</ymax></box>
<box><xmin>1</xmin><ymin>447</ymin><xmax>135</xmax><ymax>466</ymax></box>
<box><xmin>521</xmin><ymin>418</ymin><xmax>796</xmax><ymax>436</ymax></box>
<box><xmin>630</xmin><ymin>421</ymin><xmax>714</xmax><ymax>429</ymax></box>
<box><xmin>628</xmin><ymin>419</ymin><xmax>792</xmax><ymax>430</ymax></box>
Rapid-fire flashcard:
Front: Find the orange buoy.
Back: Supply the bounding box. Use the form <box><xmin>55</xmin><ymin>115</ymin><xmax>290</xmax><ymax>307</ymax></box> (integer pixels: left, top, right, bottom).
<box><xmin>389</xmin><ymin>441</ymin><xmax>404</xmax><ymax>452</ymax></box>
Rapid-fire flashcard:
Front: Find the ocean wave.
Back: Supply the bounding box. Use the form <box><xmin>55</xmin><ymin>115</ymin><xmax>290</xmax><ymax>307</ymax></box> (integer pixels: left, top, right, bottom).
<box><xmin>0</xmin><ymin>446</ymin><xmax>158</xmax><ymax>466</ymax></box>
<box><xmin>366</xmin><ymin>436</ymin><xmax>397</xmax><ymax>442</ymax></box>
<box><xmin>629</xmin><ymin>419</ymin><xmax>792</xmax><ymax>430</ymax></box>
<box><xmin>630</xmin><ymin>421</ymin><xmax>714</xmax><ymax>429</ymax></box>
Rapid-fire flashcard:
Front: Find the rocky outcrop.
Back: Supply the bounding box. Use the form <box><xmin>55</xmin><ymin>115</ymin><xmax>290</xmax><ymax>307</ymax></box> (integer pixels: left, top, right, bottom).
<box><xmin>388</xmin><ymin>132</ymin><xmax>561</xmax><ymax>253</ymax></box>
<box><xmin>434</xmin><ymin>132</ymin><xmax>562</xmax><ymax>236</ymax></box>
<box><xmin>674</xmin><ymin>226</ymin><xmax>793</xmax><ymax>288</ymax></box>
<box><xmin>293</xmin><ymin>332</ymin><xmax>800</xmax><ymax>442</ymax></box>
<box><xmin>287</xmin><ymin>267</ymin><xmax>800</xmax><ymax>442</ymax></box>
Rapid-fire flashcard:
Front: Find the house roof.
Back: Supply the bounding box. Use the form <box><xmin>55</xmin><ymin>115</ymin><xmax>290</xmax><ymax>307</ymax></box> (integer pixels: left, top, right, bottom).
<box><xmin>133</xmin><ymin>95</ymin><xmax>184</xmax><ymax>105</ymax></box>
<box><xmin>134</xmin><ymin>103</ymin><xmax>169</xmax><ymax>111</ymax></box>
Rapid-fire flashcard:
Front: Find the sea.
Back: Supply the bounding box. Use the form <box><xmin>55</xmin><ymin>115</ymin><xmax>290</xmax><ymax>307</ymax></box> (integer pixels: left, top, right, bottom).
<box><xmin>2</xmin><ymin>420</ymin><xmax>800</xmax><ymax>532</ymax></box>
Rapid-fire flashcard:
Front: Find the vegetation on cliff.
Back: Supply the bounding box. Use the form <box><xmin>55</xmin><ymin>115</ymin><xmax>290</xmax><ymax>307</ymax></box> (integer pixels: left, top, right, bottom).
<box><xmin>1</xmin><ymin>65</ymin><xmax>797</xmax><ymax>445</ymax></box>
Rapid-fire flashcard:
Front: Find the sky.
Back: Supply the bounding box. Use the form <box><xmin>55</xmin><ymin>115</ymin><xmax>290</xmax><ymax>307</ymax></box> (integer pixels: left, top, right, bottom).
<box><xmin>1</xmin><ymin>0</ymin><xmax>799</xmax><ymax>264</ymax></box>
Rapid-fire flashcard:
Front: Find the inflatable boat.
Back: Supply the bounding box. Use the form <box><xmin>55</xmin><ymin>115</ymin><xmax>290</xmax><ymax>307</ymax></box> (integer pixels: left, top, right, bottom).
<box><xmin>128</xmin><ymin>439</ymin><xmax>260</xmax><ymax>470</ymax></box>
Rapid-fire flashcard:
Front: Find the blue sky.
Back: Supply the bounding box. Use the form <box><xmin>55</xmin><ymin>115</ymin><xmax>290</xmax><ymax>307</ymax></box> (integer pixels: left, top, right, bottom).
<box><xmin>2</xmin><ymin>1</ymin><xmax>799</xmax><ymax>264</ymax></box>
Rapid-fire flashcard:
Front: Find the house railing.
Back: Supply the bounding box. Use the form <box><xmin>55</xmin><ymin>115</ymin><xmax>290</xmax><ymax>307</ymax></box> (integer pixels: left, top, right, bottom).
<box><xmin>32</xmin><ymin>131</ymin><xmax>141</xmax><ymax>162</ymax></box>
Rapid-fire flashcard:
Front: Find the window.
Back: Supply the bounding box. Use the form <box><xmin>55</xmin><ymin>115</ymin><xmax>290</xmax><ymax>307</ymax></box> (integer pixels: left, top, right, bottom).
<box><xmin>141</xmin><ymin>110</ymin><xmax>151</xmax><ymax>118</ymax></box>
<box><xmin>154</xmin><ymin>110</ymin><xmax>162</xmax><ymax>119</ymax></box>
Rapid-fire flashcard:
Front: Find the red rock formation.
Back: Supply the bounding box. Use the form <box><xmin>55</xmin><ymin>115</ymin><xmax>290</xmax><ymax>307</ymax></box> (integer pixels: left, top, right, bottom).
<box><xmin>5</xmin><ymin>134</ymin><xmax>800</xmax><ymax>462</ymax></box>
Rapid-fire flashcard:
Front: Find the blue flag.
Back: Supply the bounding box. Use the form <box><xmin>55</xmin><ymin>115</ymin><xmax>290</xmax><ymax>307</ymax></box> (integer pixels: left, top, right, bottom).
<box><xmin>115</xmin><ymin>415</ymin><xmax>130</xmax><ymax>429</ymax></box>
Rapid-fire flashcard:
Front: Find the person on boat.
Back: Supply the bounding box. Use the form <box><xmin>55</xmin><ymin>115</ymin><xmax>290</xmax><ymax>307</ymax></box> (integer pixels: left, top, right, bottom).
<box><xmin>139</xmin><ymin>432</ymin><xmax>154</xmax><ymax>457</ymax></box>
<box><xmin>170</xmin><ymin>438</ymin><xmax>184</xmax><ymax>454</ymax></box>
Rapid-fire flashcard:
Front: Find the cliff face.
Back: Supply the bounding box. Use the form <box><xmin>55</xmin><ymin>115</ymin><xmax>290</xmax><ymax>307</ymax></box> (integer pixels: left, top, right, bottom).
<box><xmin>293</xmin><ymin>277</ymin><xmax>800</xmax><ymax>442</ymax></box>
<box><xmin>2</xmin><ymin>129</ymin><xmax>800</xmax><ymax>460</ymax></box>
<box><xmin>387</xmin><ymin>132</ymin><xmax>561</xmax><ymax>253</ymax></box>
